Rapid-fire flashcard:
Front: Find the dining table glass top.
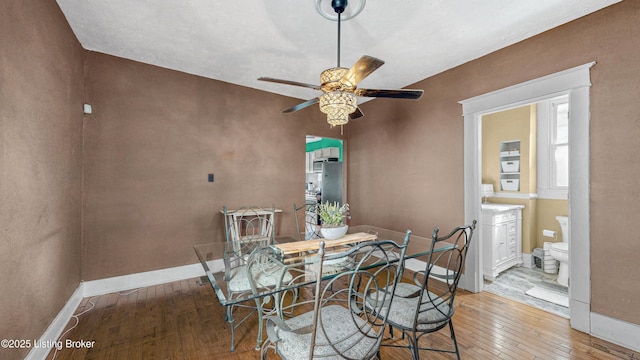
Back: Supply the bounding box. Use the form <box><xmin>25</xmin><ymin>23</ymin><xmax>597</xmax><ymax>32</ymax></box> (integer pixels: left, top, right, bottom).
<box><xmin>193</xmin><ymin>225</ymin><xmax>452</xmax><ymax>307</ymax></box>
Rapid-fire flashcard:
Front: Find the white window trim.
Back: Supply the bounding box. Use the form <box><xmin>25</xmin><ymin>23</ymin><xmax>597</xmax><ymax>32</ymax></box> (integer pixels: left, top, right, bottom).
<box><xmin>537</xmin><ymin>96</ymin><xmax>569</xmax><ymax>200</ymax></box>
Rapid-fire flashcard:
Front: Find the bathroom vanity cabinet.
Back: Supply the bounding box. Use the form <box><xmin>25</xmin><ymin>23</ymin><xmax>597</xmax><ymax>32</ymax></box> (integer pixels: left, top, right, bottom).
<box><xmin>482</xmin><ymin>203</ymin><xmax>524</xmax><ymax>281</ymax></box>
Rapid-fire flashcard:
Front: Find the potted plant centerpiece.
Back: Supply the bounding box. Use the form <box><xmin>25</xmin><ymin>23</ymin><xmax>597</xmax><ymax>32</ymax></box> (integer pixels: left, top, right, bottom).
<box><xmin>317</xmin><ymin>201</ymin><xmax>350</xmax><ymax>240</ymax></box>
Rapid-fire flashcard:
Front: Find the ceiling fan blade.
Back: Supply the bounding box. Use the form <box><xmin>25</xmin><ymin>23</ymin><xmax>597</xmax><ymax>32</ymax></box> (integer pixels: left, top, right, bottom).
<box><xmin>340</xmin><ymin>55</ymin><xmax>385</xmax><ymax>87</ymax></box>
<box><xmin>283</xmin><ymin>97</ymin><xmax>320</xmax><ymax>113</ymax></box>
<box><xmin>350</xmin><ymin>107</ymin><xmax>364</xmax><ymax>120</ymax></box>
<box><xmin>258</xmin><ymin>77</ymin><xmax>321</xmax><ymax>91</ymax></box>
<box><xmin>355</xmin><ymin>88</ymin><xmax>424</xmax><ymax>100</ymax></box>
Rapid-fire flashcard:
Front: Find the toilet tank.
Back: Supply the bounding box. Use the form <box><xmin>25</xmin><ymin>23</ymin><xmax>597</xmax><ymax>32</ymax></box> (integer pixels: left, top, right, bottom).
<box><xmin>556</xmin><ymin>216</ymin><xmax>569</xmax><ymax>243</ymax></box>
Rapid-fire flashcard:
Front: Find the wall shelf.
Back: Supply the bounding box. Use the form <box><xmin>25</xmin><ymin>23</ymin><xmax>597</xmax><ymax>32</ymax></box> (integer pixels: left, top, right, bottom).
<box><xmin>499</xmin><ymin>140</ymin><xmax>520</xmax><ymax>191</ymax></box>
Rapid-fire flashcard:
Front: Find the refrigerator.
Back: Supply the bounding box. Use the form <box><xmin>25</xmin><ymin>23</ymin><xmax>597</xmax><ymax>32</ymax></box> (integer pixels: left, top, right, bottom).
<box><xmin>320</xmin><ymin>161</ymin><xmax>343</xmax><ymax>205</ymax></box>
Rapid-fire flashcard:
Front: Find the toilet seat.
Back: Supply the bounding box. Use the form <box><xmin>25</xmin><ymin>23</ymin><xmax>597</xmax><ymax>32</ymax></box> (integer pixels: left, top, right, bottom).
<box><xmin>551</xmin><ymin>242</ymin><xmax>568</xmax><ymax>253</ymax></box>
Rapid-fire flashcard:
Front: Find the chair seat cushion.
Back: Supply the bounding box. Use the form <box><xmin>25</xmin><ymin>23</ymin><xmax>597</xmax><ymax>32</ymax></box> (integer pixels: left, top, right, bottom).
<box><xmin>379</xmin><ymin>284</ymin><xmax>451</xmax><ymax>331</ymax></box>
<box><xmin>228</xmin><ymin>265</ymin><xmax>293</xmax><ymax>293</ymax></box>
<box><xmin>274</xmin><ymin>304</ymin><xmax>379</xmax><ymax>360</ymax></box>
<box><xmin>393</xmin><ymin>282</ymin><xmax>422</xmax><ymax>297</ymax></box>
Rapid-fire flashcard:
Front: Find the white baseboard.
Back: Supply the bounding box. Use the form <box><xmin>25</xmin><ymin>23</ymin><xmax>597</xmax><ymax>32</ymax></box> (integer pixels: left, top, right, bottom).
<box><xmin>570</xmin><ymin>298</ymin><xmax>590</xmax><ymax>333</ymax></box>
<box><xmin>591</xmin><ymin>312</ymin><xmax>640</xmax><ymax>353</ymax></box>
<box><xmin>82</xmin><ymin>262</ymin><xmax>210</xmax><ymax>297</ymax></box>
<box><xmin>24</xmin><ymin>285</ymin><xmax>85</xmax><ymax>360</ymax></box>
<box><xmin>404</xmin><ymin>258</ymin><xmax>426</xmax><ymax>273</ymax></box>
<box><xmin>26</xmin><ymin>261</ymin><xmax>219</xmax><ymax>360</ymax></box>
<box><xmin>403</xmin><ymin>258</ymin><xmax>452</xmax><ymax>284</ymax></box>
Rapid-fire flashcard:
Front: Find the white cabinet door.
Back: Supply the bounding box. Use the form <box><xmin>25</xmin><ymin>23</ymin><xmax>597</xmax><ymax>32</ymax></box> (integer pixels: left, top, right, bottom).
<box><xmin>319</xmin><ymin>147</ymin><xmax>339</xmax><ymax>158</ymax></box>
<box><xmin>329</xmin><ymin>147</ymin><xmax>339</xmax><ymax>158</ymax></box>
<box><xmin>320</xmin><ymin>147</ymin><xmax>331</xmax><ymax>158</ymax></box>
<box><xmin>494</xmin><ymin>222</ymin><xmax>508</xmax><ymax>265</ymax></box>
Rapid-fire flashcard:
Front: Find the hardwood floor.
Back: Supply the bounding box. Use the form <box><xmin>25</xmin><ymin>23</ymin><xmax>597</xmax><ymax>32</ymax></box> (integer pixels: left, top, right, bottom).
<box><xmin>48</xmin><ymin>278</ymin><xmax>639</xmax><ymax>360</ymax></box>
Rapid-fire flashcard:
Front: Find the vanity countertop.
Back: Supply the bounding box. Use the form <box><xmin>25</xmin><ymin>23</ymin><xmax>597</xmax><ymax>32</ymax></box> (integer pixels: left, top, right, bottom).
<box><xmin>481</xmin><ymin>203</ymin><xmax>525</xmax><ymax>212</ymax></box>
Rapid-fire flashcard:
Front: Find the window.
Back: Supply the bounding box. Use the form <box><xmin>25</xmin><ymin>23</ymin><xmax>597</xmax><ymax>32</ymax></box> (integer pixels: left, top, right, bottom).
<box><xmin>537</xmin><ymin>95</ymin><xmax>569</xmax><ymax>199</ymax></box>
<box><xmin>552</xmin><ymin>101</ymin><xmax>569</xmax><ymax>188</ymax></box>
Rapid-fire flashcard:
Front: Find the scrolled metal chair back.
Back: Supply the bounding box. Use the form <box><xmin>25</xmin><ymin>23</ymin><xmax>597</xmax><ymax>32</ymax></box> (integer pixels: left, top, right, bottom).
<box><xmin>223</xmin><ymin>206</ymin><xmax>276</xmax><ymax>277</ymax></box>
<box><xmin>307</xmin><ymin>234</ymin><xmax>411</xmax><ymax>359</ymax></box>
<box><xmin>294</xmin><ymin>202</ymin><xmax>322</xmax><ymax>240</ymax></box>
<box><xmin>413</xmin><ymin>221</ymin><xmax>475</xmax><ymax>332</ymax></box>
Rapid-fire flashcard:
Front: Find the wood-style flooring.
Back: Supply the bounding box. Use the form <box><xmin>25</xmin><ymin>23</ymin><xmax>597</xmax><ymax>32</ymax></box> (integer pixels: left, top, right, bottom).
<box><xmin>47</xmin><ymin>278</ymin><xmax>640</xmax><ymax>360</ymax></box>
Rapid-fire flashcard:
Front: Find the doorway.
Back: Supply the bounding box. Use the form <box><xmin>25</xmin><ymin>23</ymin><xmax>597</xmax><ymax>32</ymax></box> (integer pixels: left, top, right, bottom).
<box><xmin>460</xmin><ymin>62</ymin><xmax>594</xmax><ymax>332</ymax></box>
<box><xmin>304</xmin><ymin>135</ymin><xmax>344</xmax><ymax>206</ymax></box>
<box><xmin>480</xmin><ymin>98</ymin><xmax>570</xmax><ymax>317</ymax></box>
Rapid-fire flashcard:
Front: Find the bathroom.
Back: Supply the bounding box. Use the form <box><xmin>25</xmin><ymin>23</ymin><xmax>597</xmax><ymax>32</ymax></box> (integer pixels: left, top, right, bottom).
<box><xmin>480</xmin><ymin>96</ymin><xmax>570</xmax><ymax>315</ymax></box>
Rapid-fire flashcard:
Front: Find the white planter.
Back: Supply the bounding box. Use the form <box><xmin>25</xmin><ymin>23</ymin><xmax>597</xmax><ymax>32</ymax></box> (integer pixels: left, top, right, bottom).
<box><xmin>320</xmin><ymin>225</ymin><xmax>348</xmax><ymax>240</ymax></box>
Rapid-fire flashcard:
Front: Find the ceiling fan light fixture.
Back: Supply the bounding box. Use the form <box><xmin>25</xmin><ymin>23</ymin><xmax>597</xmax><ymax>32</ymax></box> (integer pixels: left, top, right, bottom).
<box><xmin>320</xmin><ymin>67</ymin><xmax>349</xmax><ymax>90</ymax></box>
<box><xmin>319</xmin><ymin>91</ymin><xmax>357</xmax><ymax>126</ymax></box>
<box><xmin>326</xmin><ymin>113</ymin><xmax>350</xmax><ymax>127</ymax></box>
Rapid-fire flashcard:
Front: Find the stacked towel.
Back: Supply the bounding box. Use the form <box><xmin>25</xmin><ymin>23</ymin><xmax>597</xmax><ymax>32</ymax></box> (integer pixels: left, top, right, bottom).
<box><xmin>543</xmin><ymin>242</ymin><xmax>558</xmax><ymax>274</ymax></box>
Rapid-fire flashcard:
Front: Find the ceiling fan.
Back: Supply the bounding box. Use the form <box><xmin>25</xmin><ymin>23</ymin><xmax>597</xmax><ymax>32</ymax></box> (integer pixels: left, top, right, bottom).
<box><xmin>258</xmin><ymin>0</ymin><xmax>423</xmax><ymax>127</ymax></box>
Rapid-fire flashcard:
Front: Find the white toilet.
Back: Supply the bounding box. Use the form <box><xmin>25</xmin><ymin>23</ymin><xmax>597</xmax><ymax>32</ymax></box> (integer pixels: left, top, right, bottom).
<box><xmin>550</xmin><ymin>216</ymin><xmax>569</xmax><ymax>286</ymax></box>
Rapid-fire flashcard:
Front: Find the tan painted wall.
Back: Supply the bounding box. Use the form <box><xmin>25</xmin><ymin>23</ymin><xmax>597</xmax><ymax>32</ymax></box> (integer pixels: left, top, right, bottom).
<box><xmin>81</xmin><ymin>52</ymin><xmax>344</xmax><ymax>280</ymax></box>
<box><xmin>0</xmin><ymin>1</ymin><xmax>84</xmax><ymax>359</ymax></box>
<box><xmin>481</xmin><ymin>104</ymin><xmax>564</xmax><ymax>254</ymax></box>
<box><xmin>351</xmin><ymin>1</ymin><xmax>640</xmax><ymax>325</ymax></box>
<box><xmin>482</xmin><ymin>105</ymin><xmax>537</xmax><ymax>252</ymax></box>
<box><xmin>483</xmin><ymin>105</ymin><xmax>533</xmax><ymax>193</ymax></box>
<box><xmin>535</xmin><ymin>200</ymin><xmax>569</xmax><ymax>248</ymax></box>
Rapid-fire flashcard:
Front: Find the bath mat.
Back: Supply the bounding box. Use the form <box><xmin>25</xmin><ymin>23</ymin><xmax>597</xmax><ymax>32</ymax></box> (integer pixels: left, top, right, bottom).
<box><xmin>525</xmin><ymin>286</ymin><xmax>569</xmax><ymax>308</ymax></box>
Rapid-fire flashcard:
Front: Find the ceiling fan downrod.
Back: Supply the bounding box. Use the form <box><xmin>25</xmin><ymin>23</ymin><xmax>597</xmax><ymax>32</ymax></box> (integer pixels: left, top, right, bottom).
<box><xmin>332</xmin><ymin>0</ymin><xmax>347</xmax><ymax>67</ymax></box>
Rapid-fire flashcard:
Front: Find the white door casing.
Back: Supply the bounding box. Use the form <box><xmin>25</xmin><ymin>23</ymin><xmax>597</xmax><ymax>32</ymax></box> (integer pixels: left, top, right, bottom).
<box><xmin>459</xmin><ymin>62</ymin><xmax>594</xmax><ymax>333</ymax></box>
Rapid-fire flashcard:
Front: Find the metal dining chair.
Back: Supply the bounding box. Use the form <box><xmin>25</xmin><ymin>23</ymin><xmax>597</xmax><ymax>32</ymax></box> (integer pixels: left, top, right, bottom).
<box><xmin>244</xmin><ymin>243</ymin><xmax>301</xmax><ymax>353</ymax></box>
<box><xmin>380</xmin><ymin>220</ymin><xmax>476</xmax><ymax>360</ymax></box>
<box><xmin>293</xmin><ymin>202</ymin><xmax>322</xmax><ymax>240</ymax></box>
<box><xmin>222</xmin><ymin>205</ymin><xmax>283</xmax><ymax>351</ymax></box>
<box><xmin>260</xmin><ymin>230</ymin><xmax>412</xmax><ymax>360</ymax></box>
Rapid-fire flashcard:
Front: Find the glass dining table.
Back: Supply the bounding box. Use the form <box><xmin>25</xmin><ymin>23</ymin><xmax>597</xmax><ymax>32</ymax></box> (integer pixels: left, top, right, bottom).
<box><xmin>193</xmin><ymin>225</ymin><xmax>451</xmax><ymax>351</ymax></box>
<box><xmin>196</xmin><ymin>226</ymin><xmax>414</xmax><ymax>305</ymax></box>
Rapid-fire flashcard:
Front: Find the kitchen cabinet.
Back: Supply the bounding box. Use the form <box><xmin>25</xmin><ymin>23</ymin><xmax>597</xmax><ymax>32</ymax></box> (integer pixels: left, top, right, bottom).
<box><xmin>482</xmin><ymin>203</ymin><xmax>524</xmax><ymax>280</ymax></box>
<box><xmin>307</xmin><ymin>147</ymin><xmax>339</xmax><ymax>173</ymax></box>
<box><xmin>313</xmin><ymin>147</ymin><xmax>339</xmax><ymax>159</ymax></box>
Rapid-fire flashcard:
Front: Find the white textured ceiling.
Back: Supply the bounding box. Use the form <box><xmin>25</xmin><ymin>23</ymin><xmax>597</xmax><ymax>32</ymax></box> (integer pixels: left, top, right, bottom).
<box><xmin>56</xmin><ymin>0</ymin><xmax>620</xmax><ymax>102</ymax></box>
